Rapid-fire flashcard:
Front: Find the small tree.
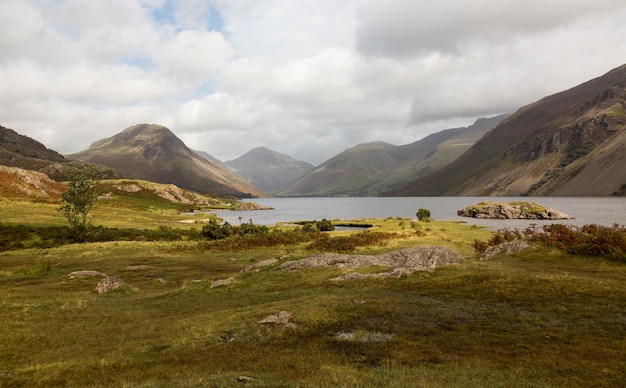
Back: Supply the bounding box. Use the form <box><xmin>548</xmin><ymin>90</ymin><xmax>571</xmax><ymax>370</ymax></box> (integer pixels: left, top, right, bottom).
<box><xmin>59</xmin><ymin>165</ymin><xmax>101</xmax><ymax>238</ymax></box>
<box><xmin>416</xmin><ymin>208</ymin><xmax>431</xmax><ymax>222</ymax></box>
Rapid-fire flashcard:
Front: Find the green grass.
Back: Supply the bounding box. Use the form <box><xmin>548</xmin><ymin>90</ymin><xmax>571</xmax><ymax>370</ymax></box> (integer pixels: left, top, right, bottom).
<box><xmin>0</xmin><ymin>199</ymin><xmax>624</xmax><ymax>386</ymax></box>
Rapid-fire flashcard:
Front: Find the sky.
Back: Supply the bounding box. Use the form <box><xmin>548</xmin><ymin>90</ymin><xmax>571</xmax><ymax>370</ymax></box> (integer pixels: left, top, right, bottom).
<box><xmin>1</xmin><ymin>0</ymin><xmax>626</xmax><ymax>165</ymax></box>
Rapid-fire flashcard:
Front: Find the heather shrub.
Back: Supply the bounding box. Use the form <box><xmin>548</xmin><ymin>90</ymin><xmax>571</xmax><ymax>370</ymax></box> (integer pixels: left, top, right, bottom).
<box><xmin>474</xmin><ymin>223</ymin><xmax>625</xmax><ymax>261</ymax></box>
<box><xmin>307</xmin><ymin>231</ymin><xmax>396</xmax><ymax>253</ymax></box>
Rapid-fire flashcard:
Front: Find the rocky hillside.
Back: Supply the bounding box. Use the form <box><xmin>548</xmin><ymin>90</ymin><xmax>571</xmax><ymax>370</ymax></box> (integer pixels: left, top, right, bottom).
<box><xmin>0</xmin><ymin>165</ymin><xmax>66</xmax><ymax>200</ymax></box>
<box><xmin>67</xmin><ymin>124</ymin><xmax>265</xmax><ymax>197</ymax></box>
<box><xmin>225</xmin><ymin>147</ymin><xmax>314</xmax><ymax>193</ymax></box>
<box><xmin>393</xmin><ymin>64</ymin><xmax>626</xmax><ymax>196</ymax></box>
<box><xmin>279</xmin><ymin>115</ymin><xmax>506</xmax><ymax>196</ymax></box>
<box><xmin>0</xmin><ymin>125</ymin><xmax>70</xmax><ymax>179</ymax></box>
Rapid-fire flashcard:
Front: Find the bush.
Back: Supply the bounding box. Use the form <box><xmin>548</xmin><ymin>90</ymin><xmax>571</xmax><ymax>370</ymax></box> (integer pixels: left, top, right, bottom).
<box><xmin>473</xmin><ymin>224</ymin><xmax>626</xmax><ymax>261</ymax></box>
<box><xmin>416</xmin><ymin>208</ymin><xmax>431</xmax><ymax>222</ymax></box>
<box><xmin>307</xmin><ymin>231</ymin><xmax>396</xmax><ymax>253</ymax></box>
<box><xmin>317</xmin><ymin>218</ymin><xmax>335</xmax><ymax>231</ymax></box>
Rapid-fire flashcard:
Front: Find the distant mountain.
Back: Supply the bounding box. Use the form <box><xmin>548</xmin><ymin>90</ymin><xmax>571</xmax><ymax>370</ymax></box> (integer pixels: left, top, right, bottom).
<box><xmin>392</xmin><ymin>64</ymin><xmax>626</xmax><ymax>196</ymax></box>
<box><xmin>225</xmin><ymin>147</ymin><xmax>314</xmax><ymax>193</ymax></box>
<box><xmin>194</xmin><ymin>149</ymin><xmax>225</xmax><ymax>165</ymax></box>
<box><xmin>279</xmin><ymin>115</ymin><xmax>506</xmax><ymax>196</ymax></box>
<box><xmin>67</xmin><ymin>124</ymin><xmax>265</xmax><ymax>197</ymax></box>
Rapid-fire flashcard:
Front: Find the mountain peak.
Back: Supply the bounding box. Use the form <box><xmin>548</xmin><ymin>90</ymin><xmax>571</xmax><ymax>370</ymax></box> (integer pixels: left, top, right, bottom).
<box><xmin>225</xmin><ymin>147</ymin><xmax>314</xmax><ymax>193</ymax></box>
<box><xmin>68</xmin><ymin>124</ymin><xmax>264</xmax><ymax>197</ymax></box>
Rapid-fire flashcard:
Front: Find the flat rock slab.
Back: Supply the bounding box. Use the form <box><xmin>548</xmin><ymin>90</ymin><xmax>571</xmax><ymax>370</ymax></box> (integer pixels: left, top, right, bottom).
<box><xmin>279</xmin><ymin>245</ymin><xmax>463</xmax><ymax>280</ymax></box>
<box><xmin>67</xmin><ymin>270</ymin><xmax>107</xmax><ymax>278</ymax></box>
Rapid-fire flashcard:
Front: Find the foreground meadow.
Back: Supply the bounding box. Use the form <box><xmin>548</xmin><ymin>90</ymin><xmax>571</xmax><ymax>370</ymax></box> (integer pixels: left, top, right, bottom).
<box><xmin>0</xmin><ymin>200</ymin><xmax>625</xmax><ymax>387</ymax></box>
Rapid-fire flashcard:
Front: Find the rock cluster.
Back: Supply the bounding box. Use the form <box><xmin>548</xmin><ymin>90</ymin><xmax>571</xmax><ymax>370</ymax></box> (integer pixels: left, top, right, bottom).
<box><xmin>457</xmin><ymin>201</ymin><xmax>572</xmax><ymax>220</ymax></box>
<box><xmin>279</xmin><ymin>245</ymin><xmax>463</xmax><ymax>280</ymax></box>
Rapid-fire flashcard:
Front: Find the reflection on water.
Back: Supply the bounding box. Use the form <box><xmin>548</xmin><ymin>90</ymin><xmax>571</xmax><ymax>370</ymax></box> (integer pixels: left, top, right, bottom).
<box><xmin>211</xmin><ymin>197</ymin><xmax>626</xmax><ymax>229</ymax></box>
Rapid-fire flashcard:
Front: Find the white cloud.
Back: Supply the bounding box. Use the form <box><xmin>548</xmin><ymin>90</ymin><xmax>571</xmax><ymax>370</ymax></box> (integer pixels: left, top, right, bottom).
<box><xmin>1</xmin><ymin>0</ymin><xmax>626</xmax><ymax>166</ymax></box>
<box><xmin>152</xmin><ymin>30</ymin><xmax>232</xmax><ymax>83</ymax></box>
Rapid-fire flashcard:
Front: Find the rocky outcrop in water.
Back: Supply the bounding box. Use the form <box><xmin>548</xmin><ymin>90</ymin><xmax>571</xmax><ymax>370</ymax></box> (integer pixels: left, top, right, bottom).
<box><xmin>457</xmin><ymin>201</ymin><xmax>572</xmax><ymax>220</ymax></box>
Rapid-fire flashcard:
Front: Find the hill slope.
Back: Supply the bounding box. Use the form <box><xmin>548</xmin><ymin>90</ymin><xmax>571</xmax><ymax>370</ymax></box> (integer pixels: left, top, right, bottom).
<box><xmin>393</xmin><ymin>64</ymin><xmax>626</xmax><ymax>196</ymax></box>
<box><xmin>225</xmin><ymin>147</ymin><xmax>314</xmax><ymax>193</ymax></box>
<box><xmin>0</xmin><ymin>125</ymin><xmax>71</xmax><ymax>180</ymax></box>
<box><xmin>67</xmin><ymin>124</ymin><xmax>264</xmax><ymax>197</ymax></box>
<box><xmin>279</xmin><ymin>115</ymin><xmax>506</xmax><ymax>196</ymax></box>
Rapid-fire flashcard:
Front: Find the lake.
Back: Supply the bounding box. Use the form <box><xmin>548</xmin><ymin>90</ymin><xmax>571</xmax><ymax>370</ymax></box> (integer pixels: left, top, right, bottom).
<box><xmin>212</xmin><ymin>197</ymin><xmax>626</xmax><ymax>229</ymax></box>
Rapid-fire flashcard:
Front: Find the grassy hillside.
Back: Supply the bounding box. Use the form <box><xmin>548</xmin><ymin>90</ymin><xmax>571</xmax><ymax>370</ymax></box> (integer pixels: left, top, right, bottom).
<box><xmin>1</xmin><ymin>194</ymin><xmax>625</xmax><ymax>385</ymax></box>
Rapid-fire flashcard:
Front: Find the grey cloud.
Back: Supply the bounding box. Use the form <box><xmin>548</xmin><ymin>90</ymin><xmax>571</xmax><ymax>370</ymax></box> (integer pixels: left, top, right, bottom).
<box><xmin>356</xmin><ymin>0</ymin><xmax>626</xmax><ymax>58</ymax></box>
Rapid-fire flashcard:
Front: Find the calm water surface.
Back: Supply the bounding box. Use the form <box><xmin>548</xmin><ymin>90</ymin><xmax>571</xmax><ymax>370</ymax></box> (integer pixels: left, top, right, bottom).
<box><xmin>214</xmin><ymin>197</ymin><xmax>626</xmax><ymax>229</ymax></box>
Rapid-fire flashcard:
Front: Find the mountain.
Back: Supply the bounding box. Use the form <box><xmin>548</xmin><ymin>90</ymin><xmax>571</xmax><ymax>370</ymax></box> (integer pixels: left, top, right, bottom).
<box><xmin>66</xmin><ymin>124</ymin><xmax>265</xmax><ymax>197</ymax></box>
<box><xmin>225</xmin><ymin>147</ymin><xmax>315</xmax><ymax>193</ymax></box>
<box><xmin>279</xmin><ymin>115</ymin><xmax>506</xmax><ymax>196</ymax></box>
<box><xmin>393</xmin><ymin>64</ymin><xmax>626</xmax><ymax>196</ymax></box>
<box><xmin>0</xmin><ymin>125</ymin><xmax>120</xmax><ymax>181</ymax></box>
<box><xmin>0</xmin><ymin>125</ymin><xmax>67</xmax><ymax>174</ymax></box>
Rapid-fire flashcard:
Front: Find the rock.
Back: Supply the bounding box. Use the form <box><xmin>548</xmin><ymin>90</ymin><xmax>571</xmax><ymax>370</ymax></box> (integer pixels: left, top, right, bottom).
<box><xmin>481</xmin><ymin>240</ymin><xmax>530</xmax><ymax>260</ymax></box>
<box><xmin>334</xmin><ymin>331</ymin><xmax>394</xmax><ymax>343</ymax></box>
<box><xmin>280</xmin><ymin>245</ymin><xmax>463</xmax><ymax>280</ymax></box>
<box><xmin>67</xmin><ymin>270</ymin><xmax>107</xmax><ymax>278</ymax></box>
<box><xmin>259</xmin><ymin>311</ymin><xmax>297</xmax><ymax>328</ymax></box>
<box><xmin>95</xmin><ymin>276</ymin><xmax>124</xmax><ymax>294</ymax></box>
<box><xmin>125</xmin><ymin>265</ymin><xmax>153</xmax><ymax>271</ymax></box>
<box><xmin>242</xmin><ymin>258</ymin><xmax>278</xmax><ymax>272</ymax></box>
<box><xmin>210</xmin><ymin>277</ymin><xmax>234</xmax><ymax>289</ymax></box>
<box><xmin>458</xmin><ymin>201</ymin><xmax>572</xmax><ymax>220</ymax></box>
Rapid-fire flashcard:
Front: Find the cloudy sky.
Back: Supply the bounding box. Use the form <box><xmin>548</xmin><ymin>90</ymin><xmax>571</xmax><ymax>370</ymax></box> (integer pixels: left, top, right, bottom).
<box><xmin>2</xmin><ymin>0</ymin><xmax>626</xmax><ymax>165</ymax></box>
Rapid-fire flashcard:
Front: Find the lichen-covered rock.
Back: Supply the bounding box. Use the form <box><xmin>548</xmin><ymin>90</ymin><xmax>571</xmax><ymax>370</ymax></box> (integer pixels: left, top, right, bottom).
<box><xmin>458</xmin><ymin>201</ymin><xmax>572</xmax><ymax>220</ymax></box>
<box><xmin>481</xmin><ymin>240</ymin><xmax>531</xmax><ymax>260</ymax></box>
<box><xmin>258</xmin><ymin>311</ymin><xmax>297</xmax><ymax>328</ymax></box>
<box><xmin>95</xmin><ymin>276</ymin><xmax>124</xmax><ymax>294</ymax></box>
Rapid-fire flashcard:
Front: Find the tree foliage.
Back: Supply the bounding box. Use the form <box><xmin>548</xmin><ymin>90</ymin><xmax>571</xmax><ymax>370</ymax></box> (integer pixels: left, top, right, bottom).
<box><xmin>416</xmin><ymin>208</ymin><xmax>431</xmax><ymax>222</ymax></box>
<box><xmin>59</xmin><ymin>165</ymin><xmax>100</xmax><ymax>238</ymax></box>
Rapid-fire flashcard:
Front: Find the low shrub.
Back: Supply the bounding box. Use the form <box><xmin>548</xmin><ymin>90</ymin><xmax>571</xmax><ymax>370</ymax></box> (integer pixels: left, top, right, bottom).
<box><xmin>474</xmin><ymin>223</ymin><xmax>625</xmax><ymax>261</ymax></box>
<box><xmin>307</xmin><ymin>231</ymin><xmax>397</xmax><ymax>253</ymax></box>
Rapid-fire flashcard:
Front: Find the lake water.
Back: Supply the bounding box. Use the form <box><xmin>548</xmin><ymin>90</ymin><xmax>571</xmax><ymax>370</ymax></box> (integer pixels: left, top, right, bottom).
<box><xmin>212</xmin><ymin>197</ymin><xmax>626</xmax><ymax>230</ymax></box>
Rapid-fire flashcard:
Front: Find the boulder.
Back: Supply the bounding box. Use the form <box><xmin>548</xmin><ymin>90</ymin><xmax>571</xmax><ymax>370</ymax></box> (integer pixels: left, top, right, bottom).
<box><xmin>95</xmin><ymin>276</ymin><xmax>124</xmax><ymax>294</ymax></box>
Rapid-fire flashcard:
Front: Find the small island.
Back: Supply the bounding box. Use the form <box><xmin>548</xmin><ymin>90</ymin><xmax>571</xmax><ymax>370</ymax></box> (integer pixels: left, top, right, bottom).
<box><xmin>458</xmin><ymin>201</ymin><xmax>573</xmax><ymax>220</ymax></box>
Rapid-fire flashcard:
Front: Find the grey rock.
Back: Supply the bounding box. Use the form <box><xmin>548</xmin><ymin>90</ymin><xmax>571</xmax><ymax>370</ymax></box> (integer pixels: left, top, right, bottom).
<box><xmin>95</xmin><ymin>276</ymin><xmax>124</xmax><ymax>294</ymax></box>
<box><xmin>67</xmin><ymin>270</ymin><xmax>107</xmax><ymax>278</ymax></box>
<box><xmin>280</xmin><ymin>245</ymin><xmax>463</xmax><ymax>280</ymax></box>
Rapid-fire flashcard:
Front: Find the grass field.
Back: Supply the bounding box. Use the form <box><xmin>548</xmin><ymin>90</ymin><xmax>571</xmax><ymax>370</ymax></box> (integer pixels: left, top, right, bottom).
<box><xmin>0</xmin><ymin>199</ymin><xmax>624</xmax><ymax>387</ymax></box>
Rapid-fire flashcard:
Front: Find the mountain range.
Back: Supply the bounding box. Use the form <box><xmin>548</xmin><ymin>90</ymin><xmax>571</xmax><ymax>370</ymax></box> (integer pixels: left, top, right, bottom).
<box><xmin>2</xmin><ymin>63</ymin><xmax>625</xmax><ymax>198</ymax></box>
<box><xmin>278</xmin><ymin>115</ymin><xmax>507</xmax><ymax>196</ymax></box>
<box><xmin>392</xmin><ymin>63</ymin><xmax>626</xmax><ymax>196</ymax></box>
